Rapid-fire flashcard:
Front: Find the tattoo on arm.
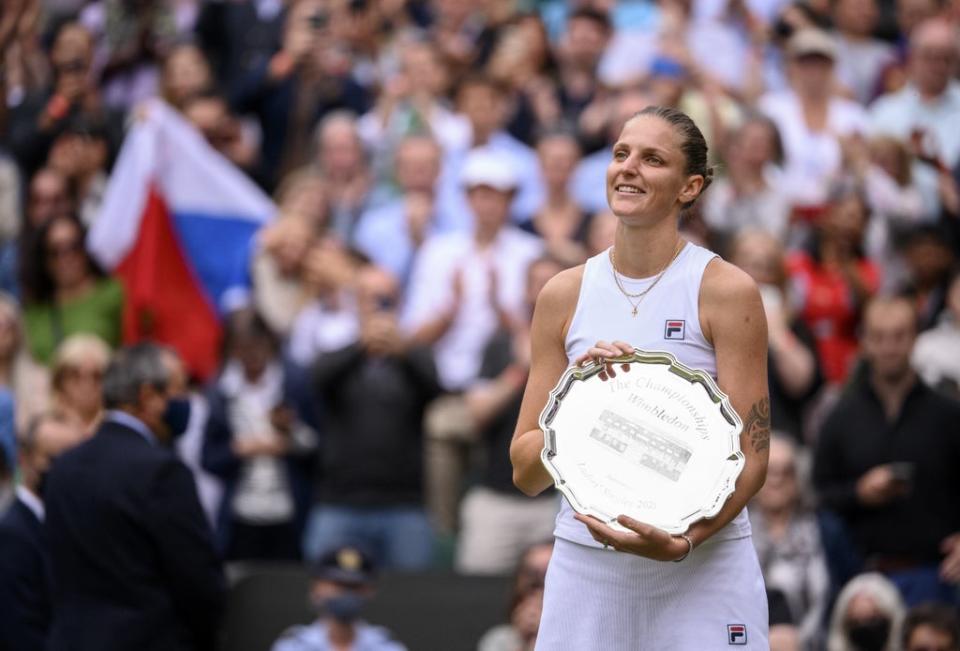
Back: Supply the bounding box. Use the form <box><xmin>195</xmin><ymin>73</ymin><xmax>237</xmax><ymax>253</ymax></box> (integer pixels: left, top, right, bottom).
<box><xmin>743</xmin><ymin>397</ymin><xmax>770</xmax><ymax>452</ymax></box>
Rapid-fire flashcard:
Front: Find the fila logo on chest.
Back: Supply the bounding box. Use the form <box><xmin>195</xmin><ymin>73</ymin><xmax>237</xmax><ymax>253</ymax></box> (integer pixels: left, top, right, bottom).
<box><xmin>664</xmin><ymin>320</ymin><xmax>685</xmax><ymax>340</ymax></box>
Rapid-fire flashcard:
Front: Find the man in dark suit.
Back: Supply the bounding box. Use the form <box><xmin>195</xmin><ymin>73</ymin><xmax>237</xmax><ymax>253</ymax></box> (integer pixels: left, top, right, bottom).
<box><xmin>45</xmin><ymin>343</ymin><xmax>226</xmax><ymax>651</ymax></box>
<box><xmin>0</xmin><ymin>413</ymin><xmax>84</xmax><ymax>650</ymax></box>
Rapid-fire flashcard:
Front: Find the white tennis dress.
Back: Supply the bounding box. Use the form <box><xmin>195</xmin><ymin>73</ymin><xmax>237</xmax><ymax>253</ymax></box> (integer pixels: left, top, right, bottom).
<box><xmin>535</xmin><ymin>243</ymin><xmax>769</xmax><ymax>650</ymax></box>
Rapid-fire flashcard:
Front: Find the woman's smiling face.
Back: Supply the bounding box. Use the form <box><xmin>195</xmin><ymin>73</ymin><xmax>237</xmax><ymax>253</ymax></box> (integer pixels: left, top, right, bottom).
<box><xmin>605</xmin><ymin>115</ymin><xmax>701</xmax><ymax>225</ymax></box>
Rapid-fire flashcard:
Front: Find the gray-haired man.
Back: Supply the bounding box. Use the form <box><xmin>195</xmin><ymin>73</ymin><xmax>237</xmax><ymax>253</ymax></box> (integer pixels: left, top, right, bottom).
<box><xmin>44</xmin><ymin>343</ymin><xmax>225</xmax><ymax>651</ymax></box>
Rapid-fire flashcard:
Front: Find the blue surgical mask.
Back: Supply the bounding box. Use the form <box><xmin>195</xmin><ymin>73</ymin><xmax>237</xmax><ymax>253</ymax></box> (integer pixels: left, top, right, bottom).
<box><xmin>161</xmin><ymin>398</ymin><xmax>192</xmax><ymax>438</ymax></box>
<box><xmin>317</xmin><ymin>592</ymin><xmax>367</xmax><ymax>623</ymax></box>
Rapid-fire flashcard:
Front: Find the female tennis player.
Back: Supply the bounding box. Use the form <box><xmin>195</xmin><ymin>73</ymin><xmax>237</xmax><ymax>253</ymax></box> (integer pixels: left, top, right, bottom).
<box><xmin>510</xmin><ymin>106</ymin><xmax>770</xmax><ymax>649</ymax></box>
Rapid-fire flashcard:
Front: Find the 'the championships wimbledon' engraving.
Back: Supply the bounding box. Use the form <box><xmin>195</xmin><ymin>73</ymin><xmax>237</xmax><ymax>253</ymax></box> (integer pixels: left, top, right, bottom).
<box><xmin>589</xmin><ymin>409</ymin><xmax>692</xmax><ymax>482</ymax></box>
<box><xmin>606</xmin><ymin>376</ymin><xmax>710</xmax><ymax>437</ymax></box>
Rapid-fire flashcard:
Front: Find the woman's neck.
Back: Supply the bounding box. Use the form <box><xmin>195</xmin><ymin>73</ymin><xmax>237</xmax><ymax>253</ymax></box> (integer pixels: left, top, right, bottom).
<box><xmin>612</xmin><ymin>217</ymin><xmax>682</xmax><ymax>278</ymax></box>
<box><xmin>55</xmin><ymin>276</ymin><xmax>96</xmax><ymax>303</ymax></box>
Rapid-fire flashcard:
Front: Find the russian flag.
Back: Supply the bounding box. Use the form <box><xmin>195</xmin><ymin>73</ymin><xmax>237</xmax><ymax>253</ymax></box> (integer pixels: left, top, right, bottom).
<box><xmin>88</xmin><ymin>99</ymin><xmax>274</xmax><ymax>380</ymax></box>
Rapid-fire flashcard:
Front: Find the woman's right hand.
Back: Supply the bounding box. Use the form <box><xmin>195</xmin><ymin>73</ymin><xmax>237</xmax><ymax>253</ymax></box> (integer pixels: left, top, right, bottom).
<box><xmin>573</xmin><ymin>340</ymin><xmax>635</xmax><ymax>380</ymax></box>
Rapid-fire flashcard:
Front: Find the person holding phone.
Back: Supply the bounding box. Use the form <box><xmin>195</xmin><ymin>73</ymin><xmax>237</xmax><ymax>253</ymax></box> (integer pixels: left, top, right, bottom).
<box><xmin>814</xmin><ymin>295</ymin><xmax>960</xmax><ymax>606</ymax></box>
<box><xmin>510</xmin><ymin>106</ymin><xmax>771</xmax><ymax>649</ymax></box>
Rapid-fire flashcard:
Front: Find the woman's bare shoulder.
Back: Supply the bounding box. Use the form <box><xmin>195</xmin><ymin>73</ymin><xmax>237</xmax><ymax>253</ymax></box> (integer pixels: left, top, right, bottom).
<box><xmin>536</xmin><ymin>264</ymin><xmax>586</xmax><ymax>314</ymax></box>
<box><xmin>699</xmin><ymin>258</ymin><xmax>764</xmax><ymax>345</ymax></box>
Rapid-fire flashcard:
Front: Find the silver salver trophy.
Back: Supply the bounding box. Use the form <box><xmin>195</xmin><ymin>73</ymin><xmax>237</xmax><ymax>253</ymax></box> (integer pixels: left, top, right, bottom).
<box><xmin>539</xmin><ymin>348</ymin><xmax>745</xmax><ymax>534</ymax></box>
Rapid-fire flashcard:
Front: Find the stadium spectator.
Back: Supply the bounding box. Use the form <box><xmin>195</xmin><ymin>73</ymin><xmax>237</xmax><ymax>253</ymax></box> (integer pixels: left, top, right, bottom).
<box><xmin>442</xmin><ymin>74</ymin><xmax>545</xmax><ymax>223</ymax></box>
<box><xmin>78</xmin><ymin>0</ymin><xmax>182</xmax><ymax>111</ymax></box>
<box><xmin>813</xmin><ymin>295</ymin><xmax>960</xmax><ymax>606</ymax></box>
<box><xmin>403</xmin><ymin>148</ymin><xmax>543</xmax><ymax>391</ymax></box>
<box><xmin>787</xmin><ymin>185</ymin><xmax>881</xmax><ymax>384</ymax></box>
<box><xmin>832</xmin><ymin>0</ymin><xmax>896</xmax><ymax>104</ymax></box>
<box><xmin>759</xmin><ymin>29</ymin><xmax>868</xmax><ymax>208</ymax></box>
<box><xmin>520</xmin><ymin>131</ymin><xmax>590</xmax><ymax>267</ymax></box>
<box><xmin>202</xmin><ymin>308</ymin><xmax>316</xmax><ymax>561</ymax></box>
<box><xmin>8</xmin><ymin>22</ymin><xmax>121</xmax><ymax>178</ymax></box>
<box><xmin>704</xmin><ymin>115</ymin><xmax>791</xmax><ymax>245</ymax></box>
<box><xmin>314</xmin><ymin>111</ymin><xmax>377</xmax><ymax>243</ymax></box>
<box><xmin>49</xmin><ymin>333</ymin><xmax>109</xmax><ymax>436</ymax></box>
<box><xmin>354</xmin><ymin>135</ymin><xmax>456</xmax><ymax>281</ymax></box>
<box><xmin>230</xmin><ymin>0</ymin><xmax>370</xmax><ymax>191</ymax></box>
<box><xmin>913</xmin><ymin>268</ymin><xmax>960</xmax><ymax>397</ymax></box>
<box><xmin>732</xmin><ymin>230</ymin><xmax>823</xmax><ymax>441</ymax></box>
<box><xmin>826</xmin><ymin>572</ymin><xmax>906</xmax><ymax>651</ymax></box>
<box><xmin>901</xmin><ymin>603</ymin><xmax>960</xmax><ymax>651</ymax></box>
<box><xmin>23</xmin><ymin>167</ymin><xmax>73</xmax><ymax>232</ymax></box>
<box><xmin>0</xmin><ymin>412</ymin><xmax>84</xmax><ymax>650</ymax></box>
<box><xmin>44</xmin><ymin>343</ymin><xmax>225</xmax><ymax>651</ymax></box>
<box><xmin>20</xmin><ymin>214</ymin><xmax>123</xmax><ymax>365</ymax></box>
<box><xmin>0</xmin><ymin>293</ymin><xmax>50</xmax><ymax>433</ymax></box>
<box><xmin>477</xmin><ymin>541</ymin><xmax>553</xmax><ymax>651</ymax></box>
<box><xmin>181</xmin><ymin>91</ymin><xmax>259</xmax><ymax>175</ymax></box>
<box><xmin>160</xmin><ymin>42</ymin><xmax>214</xmax><ymax>111</ymax></box>
<box><xmin>456</xmin><ymin>256</ymin><xmax>563</xmax><ymax>575</ymax></box>
<box><xmin>272</xmin><ymin>544</ymin><xmax>407</xmax><ymax>651</ymax></box>
<box><xmin>750</xmin><ymin>434</ymin><xmax>830</xmax><ymax>648</ymax></box>
<box><xmin>45</xmin><ymin>115</ymin><xmax>111</xmax><ymax>227</ymax></box>
<box><xmin>305</xmin><ymin>265</ymin><xmax>440</xmax><ymax>568</ymax></box>
<box><xmin>253</xmin><ymin>168</ymin><xmax>329</xmax><ymax>336</ymax></box>
<box><xmin>869</xmin><ymin>20</ymin><xmax>960</xmax><ymax>172</ymax></box>
<box><xmin>898</xmin><ymin>225</ymin><xmax>957</xmax><ymax>330</ymax></box>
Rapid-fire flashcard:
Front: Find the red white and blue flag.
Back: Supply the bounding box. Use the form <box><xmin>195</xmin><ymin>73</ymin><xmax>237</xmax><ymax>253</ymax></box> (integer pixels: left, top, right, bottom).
<box><xmin>88</xmin><ymin>100</ymin><xmax>274</xmax><ymax>380</ymax></box>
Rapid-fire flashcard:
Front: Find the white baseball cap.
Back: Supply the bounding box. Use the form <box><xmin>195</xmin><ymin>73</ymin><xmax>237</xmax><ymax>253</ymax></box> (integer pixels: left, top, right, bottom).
<box><xmin>460</xmin><ymin>148</ymin><xmax>518</xmax><ymax>192</ymax></box>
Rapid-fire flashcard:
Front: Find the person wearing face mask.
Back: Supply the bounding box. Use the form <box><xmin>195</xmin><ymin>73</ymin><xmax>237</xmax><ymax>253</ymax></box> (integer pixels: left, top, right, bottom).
<box><xmin>0</xmin><ymin>412</ymin><xmax>84</xmax><ymax>650</ymax></box>
<box><xmin>272</xmin><ymin>545</ymin><xmax>407</xmax><ymax>651</ymax></box>
<box><xmin>43</xmin><ymin>343</ymin><xmax>225</xmax><ymax>651</ymax></box>
<box><xmin>826</xmin><ymin>572</ymin><xmax>906</xmax><ymax>651</ymax></box>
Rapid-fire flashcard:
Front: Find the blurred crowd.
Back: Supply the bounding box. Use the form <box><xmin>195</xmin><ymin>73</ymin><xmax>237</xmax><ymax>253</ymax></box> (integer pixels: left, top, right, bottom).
<box><xmin>1</xmin><ymin>0</ymin><xmax>960</xmax><ymax>649</ymax></box>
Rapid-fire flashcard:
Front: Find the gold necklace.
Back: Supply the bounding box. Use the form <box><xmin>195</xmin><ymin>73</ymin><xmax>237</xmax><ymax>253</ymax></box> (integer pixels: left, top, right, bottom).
<box><xmin>610</xmin><ymin>241</ymin><xmax>684</xmax><ymax>317</ymax></box>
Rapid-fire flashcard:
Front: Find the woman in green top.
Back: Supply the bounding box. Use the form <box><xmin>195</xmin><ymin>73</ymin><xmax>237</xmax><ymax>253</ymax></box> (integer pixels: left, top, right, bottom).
<box><xmin>21</xmin><ymin>214</ymin><xmax>124</xmax><ymax>365</ymax></box>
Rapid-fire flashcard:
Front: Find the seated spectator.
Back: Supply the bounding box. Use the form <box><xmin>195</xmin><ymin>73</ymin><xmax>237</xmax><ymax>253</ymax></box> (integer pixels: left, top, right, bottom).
<box><xmin>585</xmin><ymin>210</ymin><xmax>617</xmax><ymax>258</ymax></box>
<box><xmin>704</xmin><ymin>115</ymin><xmax>791</xmax><ymax>245</ymax></box>
<box><xmin>520</xmin><ymin>131</ymin><xmax>590</xmax><ymax>267</ymax></box>
<box><xmin>49</xmin><ymin>333</ymin><xmax>109</xmax><ymax>437</ymax></box>
<box><xmin>20</xmin><ymin>214</ymin><xmax>124</xmax><ymax>365</ymax></box>
<box><xmin>768</xmin><ymin>587</ymin><xmax>802</xmax><ymax>651</ymax></box>
<box><xmin>759</xmin><ymin>29</ymin><xmax>868</xmax><ymax>209</ymax></box>
<box><xmin>477</xmin><ymin>541</ymin><xmax>553</xmax><ymax>651</ymax></box>
<box><xmin>913</xmin><ymin>268</ymin><xmax>960</xmax><ymax>398</ymax></box>
<box><xmin>272</xmin><ymin>545</ymin><xmax>407</xmax><ymax>651</ymax></box>
<box><xmin>732</xmin><ymin>230</ymin><xmax>823</xmax><ymax>441</ymax></box>
<box><xmin>0</xmin><ymin>412</ymin><xmax>85</xmax><ymax>650</ymax></box>
<box><xmin>787</xmin><ymin>185</ymin><xmax>881</xmax><ymax>385</ymax></box>
<box><xmin>456</xmin><ymin>257</ymin><xmax>563</xmax><ymax>575</ymax></box>
<box><xmin>0</xmin><ymin>293</ymin><xmax>50</xmax><ymax>434</ymax></box>
<box><xmin>813</xmin><ymin>295</ymin><xmax>960</xmax><ymax>607</ymax></box>
<box><xmin>305</xmin><ymin>265</ymin><xmax>440</xmax><ymax>568</ymax></box>
<box><xmin>160</xmin><ymin>42</ymin><xmax>215</xmax><ymax>111</ymax></box>
<box><xmin>403</xmin><ymin>149</ymin><xmax>543</xmax><ymax>391</ymax></box>
<box><xmin>901</xmin><ymin>603</ymin><xmax>960</xmax><ymax>651</ymax></box>
<box><xmin>253</xmin><ymin>168</ymin><xmax>329</xmax><ymax>336</ymax></box>
<box><xmin>826</xmin><ymin>573</ymin><xmax>906</xmax><ymax>651</ymax></box>
<box><xmin>750</xmin><ymin>434</ymin><xmax>830</xmax><ymax>648</ymax></box>
<box><xmin>202</xmin><ymin>309</ymin><xmax>316</xmax><ymax>561</ymax></box>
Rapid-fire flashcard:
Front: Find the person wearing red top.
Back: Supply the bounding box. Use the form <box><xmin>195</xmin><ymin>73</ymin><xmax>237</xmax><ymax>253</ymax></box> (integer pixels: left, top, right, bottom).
<box><xmin>787</xmin><ymin>186</ymin><xmax>881</xmax><ymax>384</ymax></box>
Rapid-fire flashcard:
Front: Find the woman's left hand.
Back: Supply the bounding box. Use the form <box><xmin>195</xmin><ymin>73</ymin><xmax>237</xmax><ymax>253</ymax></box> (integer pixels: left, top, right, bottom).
<box><xmin>574</xmin><ymin>513</ymin><xmax>690</xmax><ymax>561</ymax></box>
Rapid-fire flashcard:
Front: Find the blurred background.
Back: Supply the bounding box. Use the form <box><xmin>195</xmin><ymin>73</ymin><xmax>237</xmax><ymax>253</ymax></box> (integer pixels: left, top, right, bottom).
<box><xmin>0</xmin><ymin>0</ymin><xmax>959</xmax><ymax>649</ymax></box>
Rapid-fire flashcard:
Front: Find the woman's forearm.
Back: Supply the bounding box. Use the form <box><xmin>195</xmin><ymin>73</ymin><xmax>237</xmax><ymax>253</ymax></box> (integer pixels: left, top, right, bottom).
<box><xmin>510</xmin><ymin>428</ymin><xmax>553</xmax><ymax>497</ymax></box>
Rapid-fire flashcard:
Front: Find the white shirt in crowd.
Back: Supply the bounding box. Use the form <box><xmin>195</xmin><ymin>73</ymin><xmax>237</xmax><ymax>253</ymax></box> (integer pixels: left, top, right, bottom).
<box><xmin>759</xmin><ymin>90</ymin><xmax>868</xmax><ymax>206</ymax></box>
<box><xmin>401</xmin><ymin>227</ymin><xmax>543</xmax><ymax>391</ymax></box>
<box><xmin>869</xmin><ymin>80</ymin><xmax>960</xmax><ymax>169</ymax></box>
